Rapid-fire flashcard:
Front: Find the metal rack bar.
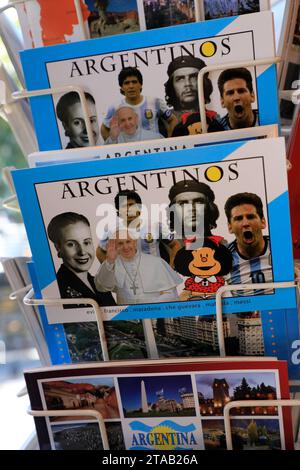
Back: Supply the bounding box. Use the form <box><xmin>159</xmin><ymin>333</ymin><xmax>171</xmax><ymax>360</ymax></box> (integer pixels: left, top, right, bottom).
<box><xmin>279</xmin><ymin>89</ymin><xmax>300</xmax><ymax>102</ymax></box>
<box><xmin>198</xmin><ymin>56</ymin><xmax>282</xmax><ymax>133</ymax></box>
<box><xmin>27</xmin><ymin>407</ymin><xmax>109</xmax><ymax>450</ymax></box>
<box><xmin>23</xmin><ymin>288</ymin><xmax>109</xmax><ymax>361</ymax></box>
<box><xmin>223</xmin><ymin>398</ymin><xmax>300</xmax><ymax>450</ymax></box>
<box><xmin>22</xmin><ymin>288</ymin><xmax>159</xmax><ymax>360</ymax></box>
<box><xmin>12</xmin><ymin>84</ymin><xmax>96</xmax><ymax>146</ymax></box>
<box><xmin>9</xmin><ymin>284</ymin><xmax>32</xmax><ymax>300</ymax></box>
<box><xmin>0</xmin><ymin>0</ymin><xmax>34</xmax><ymax>15</ymax></box>
<box><xmin>1</xmin><ymin>81</ymin><xmax>98</xmax><ymax>211</ymax></box>
<box><xmin>73</xmin><ymin>0</ymin><xmax>89</xmax><ymax>40</ymax></box>
<box><xmin>2</xmin><ymin>193</ymin><xmax>19</xmax><ymax>211</ymax></box>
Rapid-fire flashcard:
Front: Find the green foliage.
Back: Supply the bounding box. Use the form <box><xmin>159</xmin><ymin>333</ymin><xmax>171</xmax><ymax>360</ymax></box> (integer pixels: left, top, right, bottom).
<box><xmin>0</xmin><ymin>116</ymin><xmax>28</xmax><ymax>222</ymax></box>
<box><xmin>0</xmin><ymin>116</ymin><xmax>27</xmax><ymax>199</ymax></box>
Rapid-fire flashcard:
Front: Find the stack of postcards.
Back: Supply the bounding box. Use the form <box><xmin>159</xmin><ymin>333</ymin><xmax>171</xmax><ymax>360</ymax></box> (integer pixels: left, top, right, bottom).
<box><xmin>2</xmin><ymin>0</ymin><xmax>300</xmax><ymax>451</ymax></box>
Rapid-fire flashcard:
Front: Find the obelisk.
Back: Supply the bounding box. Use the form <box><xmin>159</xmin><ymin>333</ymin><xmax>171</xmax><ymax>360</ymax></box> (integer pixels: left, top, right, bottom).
<box><xmin>141</xmin><ymin>380</ymin><xmax>148</xmax><ymax>413</ymax></box>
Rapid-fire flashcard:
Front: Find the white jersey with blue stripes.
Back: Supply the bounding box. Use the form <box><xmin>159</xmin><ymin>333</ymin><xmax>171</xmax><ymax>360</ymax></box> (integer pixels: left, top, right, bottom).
<box><xmin>226</xmin><ymin>236</ymin><xmax>273</xmax><ymax>296</ymax></box>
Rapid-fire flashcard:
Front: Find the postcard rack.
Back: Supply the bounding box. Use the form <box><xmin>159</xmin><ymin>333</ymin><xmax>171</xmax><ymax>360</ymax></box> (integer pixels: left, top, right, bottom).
<box><xmin>15</xmin><ymin>279</ymin><xmax>298</xmax><ymax>363</ymax></box>
<box><xmin>26</xmin><ymin>397</ymin><xmax>300</xmax><ymax>450</ymax></box>
<box><xmin>1</xmin><ymin>1</ymin><xmax>300</xmax><ymax>451</ymax></box>
<box><xmin>27</xmin><ymin>408</ymin><xmax>109</xmax><ymax>450</ymax></box>
<box><xmin>9</xmin><ymin>272</ymin><xmax>299</xmax><ymax>449</ymax></box>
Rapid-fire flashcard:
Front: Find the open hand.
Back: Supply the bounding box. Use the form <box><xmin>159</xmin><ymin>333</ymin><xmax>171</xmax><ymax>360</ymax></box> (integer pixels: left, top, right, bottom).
<box><xmin>109</xmin><ymin>114</ymin><xmax>120</xmax><ymax>141</ymax></box>
<box><xmin>106</xmin><ymin>239</ymin><xmax>118</xmax><ymax>264</ymax></box>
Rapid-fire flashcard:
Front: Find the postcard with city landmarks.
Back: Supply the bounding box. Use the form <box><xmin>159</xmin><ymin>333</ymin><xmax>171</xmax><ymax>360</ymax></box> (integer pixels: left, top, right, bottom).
<box><xmin>13</xmin><ymin>138</ymin><xmax>296</xmax><ymax>328</ymax></box>
<box><xmin>16</xmin><ymin>0</ymin><xmax>141</xmax><ymax>49</ymax></box>
<box><xmin>24</xmin><ymin>358</ymin><xmax>294</xmax><ymax>450</ymax></box>
<box><xmin>20</xmin><ymin>11</ymin><xmax>278</xmax><ymax>151</ymax></box>
<box><xmin>141</xmin><ymin>0</ymin><xmax>197</xmax><ymax>30</ymax></box>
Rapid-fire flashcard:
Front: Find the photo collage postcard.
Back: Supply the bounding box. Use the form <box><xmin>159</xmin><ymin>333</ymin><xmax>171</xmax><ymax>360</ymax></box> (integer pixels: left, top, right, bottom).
<box><xmin>24</xmin><ymin>358</ymin><xmax>294</xmax><ymax>450</ymax></box>
<box><xmin>20</xmin><ymin>11</ymin><xmax>278</xmax><ymax>151</ymax></box>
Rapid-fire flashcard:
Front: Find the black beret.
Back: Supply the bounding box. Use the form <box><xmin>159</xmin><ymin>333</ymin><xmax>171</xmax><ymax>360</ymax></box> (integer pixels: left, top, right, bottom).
<box><xmin>168</xmin><ymin>180</ymin><xmax>215</xmax><ymax>203</ymax></box>
<box><xmin>167</xmin><ymin>55</ymin><xmax>207</xmax><ymax>77</ymax></box>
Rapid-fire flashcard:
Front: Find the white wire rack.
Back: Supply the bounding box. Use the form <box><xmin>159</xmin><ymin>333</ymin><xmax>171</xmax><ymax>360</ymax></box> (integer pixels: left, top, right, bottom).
<box><xmin>23</xmin><ymin>287</ymin><xmax>109</xmax><ymax>361</ymax></box>
<box><xmin>1</xmin><ymin>2</ymin><xmax>299</xmax><ymax>451</ymax></box>
<box><xmin>22</xmin><ymin>288</ymin><xmax>159</xmax><ymax>360</ymax></box>
<box><xmin>215</xmin><ymin>281</ymin><xmax>297</xmax><ymax>357</ymax></box>
<box><xmin>12</xmin><ymin>84</ymin><xmax>96</xmax><ymax>146</ymax></box>
<box><xmin>27</xmin><ymin>407</ymin><xmax>109</xmax><ymax>450</ymax></box>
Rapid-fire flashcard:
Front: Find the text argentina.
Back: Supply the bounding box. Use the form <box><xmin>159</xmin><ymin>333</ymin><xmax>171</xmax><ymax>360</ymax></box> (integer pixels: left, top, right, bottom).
<box><xmin>131</xmin><ymin>431</ymin><xmax>197</xmax><ymax>447</ymax></box>
<box><xmin>70</xmin><ymin>38</ymin><xmax>231</xmax><ymax>77</ymax></box>
<box><xmin>61</xmin><ymin>163</ymin><xmax>239</xmax><ymax>199</ymax></box>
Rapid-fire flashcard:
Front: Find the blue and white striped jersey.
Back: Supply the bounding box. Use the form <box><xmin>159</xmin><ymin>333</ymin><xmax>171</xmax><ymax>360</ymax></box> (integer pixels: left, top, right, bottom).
<box><xmin>226</xmin><ymin>236</ymin><xmax>273</xmax><ymax>296</ymax></box>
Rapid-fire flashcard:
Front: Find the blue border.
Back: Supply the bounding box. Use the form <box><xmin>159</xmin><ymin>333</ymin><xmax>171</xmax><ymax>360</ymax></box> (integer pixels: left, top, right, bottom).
<box><xmin>19</xmin><ymin>13</ymin><xmax>278</xmax><ymax>151</ymax></box>
<box><xmin>12</xmin><ymin>141</ymin><xmax>296</xmax><ymax>320</ymax></box>
<box><xmin>27</xmin><ymin>261</ymin><xmax>71</xmax><ymax>365</ymax></box>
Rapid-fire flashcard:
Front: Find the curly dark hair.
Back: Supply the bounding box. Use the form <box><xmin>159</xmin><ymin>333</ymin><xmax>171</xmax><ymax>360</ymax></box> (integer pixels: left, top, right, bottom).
<box><xmin>118</xmin><ymin>67</ymin><xmax>143</xmax><ymax>95</ymax></box>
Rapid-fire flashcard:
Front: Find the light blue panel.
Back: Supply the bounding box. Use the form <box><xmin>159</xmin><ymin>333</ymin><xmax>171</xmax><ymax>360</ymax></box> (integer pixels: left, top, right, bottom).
<box><xmin>13</xmin><ymin>179</ymin><xmax>56</xmax><ymax>290</ymax></box>
<box><xmin>285</xmin><ymin>307</ymin><xmax>300</xmax><ymax>380</ymax></box>
<box><xmin>256</xmin><ymin>64</ymin><xmax>280</xmax><ymax>125</ymax></box>
<box><xmin>27</xmin><ymin>261</ymin><xmax>71</xmax><ymax>364</ymax></box>
<box><xmin>20</xmin><ymin>16</ymin><xmax>238</xmax><ymax>65</ymax></box>
<box><xmin>268</xmin><ymin>192</ymin><xmax>294</xmax><ymax>281</ymax></box>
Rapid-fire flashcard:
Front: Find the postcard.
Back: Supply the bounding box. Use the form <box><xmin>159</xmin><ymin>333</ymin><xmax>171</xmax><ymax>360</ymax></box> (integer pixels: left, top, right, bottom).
<box><xmin>27</xmin><ymin>124</ymin><xmax>278</xmax><ymax>168</ymax></box>
<box><xmin>24</xmin><ymin>358</ymin><xmax>294</xmax><ymax>450</ymax></box>
<box><xmin>199</xmin><ymin>0</ymin><xmax>270</xmax><ymax>21</ymax></box>
<box><xmin>20</xmin><ymin>11</ymin><xmax>278</xmax><ymax>151</ymax></box>
<box><xmin>141</xmin><ymin>0</ymin><xmax>197</xmax><ymax>30</ymax></box>
<box><xmin>13</xmin><ymin>138</ymin><xmax>296</xmax><ymax>326</ymax></box>
<box><xmin>16</xmin><ymin>0</ymin><xmax>141</xmax><ymax>49</ymax></box>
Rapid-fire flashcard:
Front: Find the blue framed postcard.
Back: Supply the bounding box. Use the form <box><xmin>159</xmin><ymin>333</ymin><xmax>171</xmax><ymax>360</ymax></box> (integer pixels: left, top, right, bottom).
<box><xmin>12</xmin><ymin>137</ymin><xmax>296</xmax><ymax>326</ymax></box>
<box><xmin>20</xmin><ymin>11</ymin><xmax>278</xmax><ymax>151</ymax></box>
